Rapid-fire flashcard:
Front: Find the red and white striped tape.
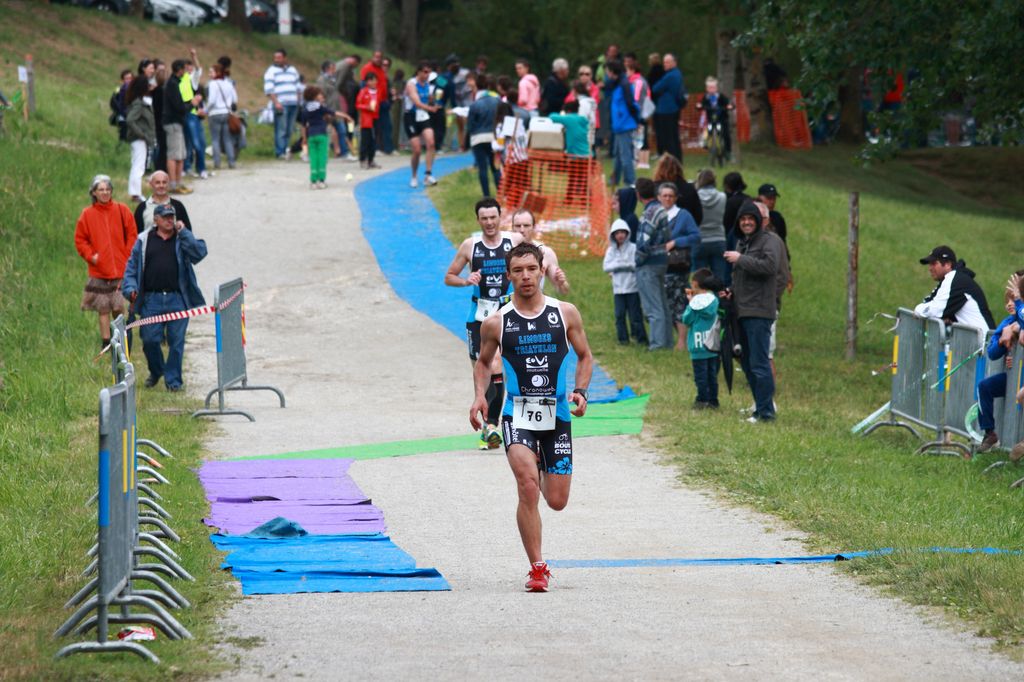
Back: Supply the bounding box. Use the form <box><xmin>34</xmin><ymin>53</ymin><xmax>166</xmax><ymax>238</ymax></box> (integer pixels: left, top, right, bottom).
<box><xmin>125</xmin><ymin>284</ymin><xmax>245</xmax><ymax>330</ymax></box>
<box><xmin>125</xmin><ymin>304</ymin><xmax>216</xmax><ymax>330</ymax></box>
<box><xmin>95</xmin><ymin>285</ymin><xmax>248</xmax><ymax>361</ymax></box>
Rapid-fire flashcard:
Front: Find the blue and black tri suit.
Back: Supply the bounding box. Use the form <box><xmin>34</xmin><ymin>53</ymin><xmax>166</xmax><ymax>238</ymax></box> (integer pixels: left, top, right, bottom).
<box><xmin>465</xmin><ymin>233</ymin><xmax>514</xmax><ymax>360</ymax></box>
<box><xmin>498</xmin><ymin>296</ymin><xmax>574</xmax><ymax>475</ymax></box>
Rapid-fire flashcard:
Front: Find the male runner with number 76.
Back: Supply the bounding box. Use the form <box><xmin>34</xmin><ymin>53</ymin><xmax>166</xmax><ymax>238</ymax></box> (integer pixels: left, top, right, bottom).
<box><xmin>469</xmin><ymin>242</ymin><xmax>593</xmax><ymax>593</ymax></box>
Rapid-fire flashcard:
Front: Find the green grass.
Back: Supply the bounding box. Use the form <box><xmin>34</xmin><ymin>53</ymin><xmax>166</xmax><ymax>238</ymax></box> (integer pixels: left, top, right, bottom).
<box><xmin>0</xmin><ymin>2</ymin><xmax>413</xmax><ymax>678</ymax></box>
<box><xmin>432</xmin><ymin>144</ymin><xmax>1024</xmax><ymax>652</ymax></box>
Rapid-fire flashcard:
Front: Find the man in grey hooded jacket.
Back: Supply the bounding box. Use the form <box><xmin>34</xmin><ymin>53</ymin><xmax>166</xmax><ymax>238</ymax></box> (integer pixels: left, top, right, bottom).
<box><xmin>724</xmin><ymin>201</ymin><xmax>789</xmax><ymax>422</ymax></box>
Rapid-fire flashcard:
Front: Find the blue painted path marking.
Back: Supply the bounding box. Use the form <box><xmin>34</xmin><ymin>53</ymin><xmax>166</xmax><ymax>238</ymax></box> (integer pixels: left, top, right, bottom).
<box><xmin>355</xmin><ymin>154</ymin><xmax>629</xmax><ymax>402</ymax></box>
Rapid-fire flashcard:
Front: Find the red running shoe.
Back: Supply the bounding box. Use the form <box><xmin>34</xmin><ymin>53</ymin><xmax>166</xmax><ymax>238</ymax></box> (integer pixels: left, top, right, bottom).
<box><xmin>525</xmin><ymin>562</ymin><xmax>551</xmax><ymax>592</ymax></box>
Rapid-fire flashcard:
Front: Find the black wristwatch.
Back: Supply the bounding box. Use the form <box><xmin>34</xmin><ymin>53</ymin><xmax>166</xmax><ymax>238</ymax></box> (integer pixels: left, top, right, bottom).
<box><xmin>573</xmin><ymin>388</ymin><xmax>588</xmax><ymax>401</ymax></box>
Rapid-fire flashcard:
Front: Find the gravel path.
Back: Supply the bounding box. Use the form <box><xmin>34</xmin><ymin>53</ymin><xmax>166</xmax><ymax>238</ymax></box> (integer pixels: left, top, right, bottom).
<box><xmin>183</xmin><ymin>156</ymin><xmax>1022</xmax><ymax>680</ymax></box>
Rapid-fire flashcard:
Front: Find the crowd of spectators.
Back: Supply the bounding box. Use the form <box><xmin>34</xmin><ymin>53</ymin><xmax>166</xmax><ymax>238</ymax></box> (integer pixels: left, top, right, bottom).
<box><xmin>110</xmin><ymin>50</ymin><xmax>241</xmax><ymax>200</ymax></box>
<box><xmin>102</xmin><ymin>44</ymin><xmax>1024</xmax><ymax>440</ymax></box>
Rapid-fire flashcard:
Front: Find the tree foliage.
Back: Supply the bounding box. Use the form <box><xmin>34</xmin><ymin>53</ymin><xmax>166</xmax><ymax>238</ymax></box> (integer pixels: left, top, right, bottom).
<box><xmin>417</xmin><ymin>0</ymin><xmax>717</xmax><ymax>84</ymax></box>
<box><xmin>739</xmin><ymin>0</ymin><xmax>1024</xmax><ymax>154</ymax></box>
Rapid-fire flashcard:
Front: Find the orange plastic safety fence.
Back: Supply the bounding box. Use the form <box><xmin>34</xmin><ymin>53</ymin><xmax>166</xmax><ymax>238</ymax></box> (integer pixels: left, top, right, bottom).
<box><xmin>678</xmin><ymin>93</ymin><xmax>705</xmax><ymax>150</ymax></box>
<box><xmin>733</xmin><ymin>89</ymin><xmax>751</xmax><ymax>143</ymax></box>
<box><xmin>678</xmin><ymin>90</ymin><xmax>748</xmax><ymax>151</ymax></box>
<box><xmin>767</xmin><ymin>88</ymin><xmax>812</xmax><ymax>150</ymax></box>
<box><xmin>497</xmin><ymin>150</ymin><xmax>610</xmax><ymax>257</ymax></box>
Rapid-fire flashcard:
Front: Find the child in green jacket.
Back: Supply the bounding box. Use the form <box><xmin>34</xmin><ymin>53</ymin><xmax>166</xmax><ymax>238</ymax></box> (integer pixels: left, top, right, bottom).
<box><xmin>682</xmin><ymin>268</ymin><xmax>722</xmax><ymax>408</ymax></box>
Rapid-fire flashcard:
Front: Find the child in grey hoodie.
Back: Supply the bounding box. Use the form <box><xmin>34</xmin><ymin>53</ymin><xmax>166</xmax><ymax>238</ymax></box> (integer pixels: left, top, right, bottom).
<box><xmin>603</xmin><ymin>219</ymin><xmax>648</xmax><ymax>345</ymax></box>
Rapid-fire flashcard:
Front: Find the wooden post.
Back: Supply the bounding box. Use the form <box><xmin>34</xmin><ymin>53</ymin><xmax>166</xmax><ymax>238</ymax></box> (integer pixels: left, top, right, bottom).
<box><xmin>846</xmin><ymin>191</ymin><xmax>860</xmax><ymax>360</ymax></box>
<box><xmin>26</xmin><ymin>54</ymin><xmax>35</xmax><ymax>116</ymax></box>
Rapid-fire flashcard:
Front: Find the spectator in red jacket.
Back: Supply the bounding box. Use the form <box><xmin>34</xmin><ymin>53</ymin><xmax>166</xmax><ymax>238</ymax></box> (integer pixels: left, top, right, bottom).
<box><xmin>356</xmin><ymin>73</ymin><xmax>380</xmax><ymax>169</ymax></box>
<box><xmin>360</xmin><ymin>51</ymin><xmax>389</xmax><ymax>156</ymax></box>
<box><xmin>74</xmin><ymin>174</ymin><xmax>137</xmax><ymax>350</ymax></box>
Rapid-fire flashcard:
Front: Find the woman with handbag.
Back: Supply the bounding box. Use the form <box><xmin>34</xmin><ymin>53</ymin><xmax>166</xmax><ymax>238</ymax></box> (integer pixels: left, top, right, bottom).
<box><xmin>206</xmin><ymin>62</ymin><xmax>238</xmax><ymax>170</ymax></box>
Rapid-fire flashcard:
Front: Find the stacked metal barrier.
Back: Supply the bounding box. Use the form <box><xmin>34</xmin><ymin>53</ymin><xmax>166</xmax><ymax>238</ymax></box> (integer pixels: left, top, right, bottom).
<box><xmin>863</xmin><ymin>309</ymin><xmax>929</xmax><ymax>440</ymax></box>
<box><xmin>192</xmin><ymin>278</ymin><xmax>285</xmax><ymax>421</ymax></box>
<box><xmin>54</xmin><ymin>322</ymin><xmax>193</xmax><ymax>664</ymax></box>
<box><xmin>860</xmin><ymin>309</ymin><xmax>1024</xmax><ymax>466</ymax></box>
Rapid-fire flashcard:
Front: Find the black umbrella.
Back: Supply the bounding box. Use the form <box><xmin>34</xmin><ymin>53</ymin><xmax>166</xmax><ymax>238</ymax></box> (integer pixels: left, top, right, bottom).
<box><xmin>717</xmin><ymin>293</ymin><xmax>741</xmax><ymax>394</ymax></box>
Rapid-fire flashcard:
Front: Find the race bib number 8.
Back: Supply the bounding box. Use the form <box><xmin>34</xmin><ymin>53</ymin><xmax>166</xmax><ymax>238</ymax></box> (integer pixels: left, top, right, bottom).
<box><xmin>475</xmin><ymin>298</ymin><xmax>499</xmax><ymax>322</ymax></box>
<box><xmin>415</xmin><ymin>107</ymin><xmax>430</xmax><ymax>123</ymax></box>
<box><xmin>512</xmin><ymin>396</ymin><xmax>556</xmax><ymax>431</ymax></box>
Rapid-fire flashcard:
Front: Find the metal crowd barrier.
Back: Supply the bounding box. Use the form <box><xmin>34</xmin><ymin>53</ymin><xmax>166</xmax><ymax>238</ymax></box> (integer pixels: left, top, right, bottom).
<box><xmin>863</xmin><ymin>308</ymin><xmax>930</xmax><ymax>439</ymax></box>
<box><xmin>985</xmin><ymin>346</ymin><xmax>1024</xmax><ymax>482</ymax></box>
<box><xmin>112</xmin><ymin>316</ymin><xmax>174</xmax><ymax>463</ymax></box>
<box><xmin>55</xmin><ymin>333</ymin><xmax>193</xmax><ymax>664</ymax></box>
<box><xmin>939</xmin><ymin>324</ymin><xmax>987</xmax><ymax>447</ymax></box>
<box><xmin>192</xmin><ymin>277</ymin><xmax>285</xmax><ymax>421</ymax></box>
<box><xmin>860</xmin><ymin>310</ymin><xmax>1024</xmax><ymax>467</ymax></box>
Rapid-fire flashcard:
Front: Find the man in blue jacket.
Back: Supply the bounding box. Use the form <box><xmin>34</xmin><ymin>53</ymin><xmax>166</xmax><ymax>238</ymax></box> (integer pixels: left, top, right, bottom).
<box><xmin>634</xmin><ymin>178</ymin><xmax>674</xmax><ymax>349</ymax></box>
<box><xmin>122</xmin><ymin>203</ymin><xmax>208</xmax><ymax>391</ymax></box>
<box><xmin>606</xmin><ymin>60</ymin><xmax>641</xmax><ymax>187</ymax></box>
<box><xmin>466</xmin><ymin>73</ymin><xmax>501</xmax><ymax>197</ymax></box>
<box><xmin>651</xmin><ymin>53</ymin><xmax>685</xmax><ymax>163</ymax></box>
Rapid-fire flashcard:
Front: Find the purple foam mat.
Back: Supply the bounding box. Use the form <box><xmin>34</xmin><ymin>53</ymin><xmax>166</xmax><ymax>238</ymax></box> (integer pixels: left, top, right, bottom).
<box><xmin>205</xmin><ymin>502</ymin><xmax>386</xmax><ymax>535</ymax></box>
<box><xmin>202</xmin><ymin>476</ymin><xmax>369</xmax><ymax>503</ymax></box>
<box><xmin>199</xmin><ymin>458</ymin><xmax>354</xmax><ymax>480</ymax></box>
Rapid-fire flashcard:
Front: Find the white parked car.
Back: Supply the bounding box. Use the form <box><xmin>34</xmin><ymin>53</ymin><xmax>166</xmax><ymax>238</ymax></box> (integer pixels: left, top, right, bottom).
<box><xmin>145</xmin><ymin>0</ymin><xmax>206</xmax><ymax>26</ymax></box>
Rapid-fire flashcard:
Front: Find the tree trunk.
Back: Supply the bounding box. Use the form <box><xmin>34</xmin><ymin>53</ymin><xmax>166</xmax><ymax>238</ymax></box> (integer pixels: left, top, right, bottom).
<box><xmin>740</xmin><ymin>48</ymin><xmax>772</xmax><ymax>142</ymax></box>
<box><xmin>716</xmin><ymin>28</ymin><xmax>737</xmax><ymax>95</ymax></box>
<box><xmin>399</xmin><ymin>0</ymin><xmax>418</xmax><ymax>59</ymax></box>
<box><xmin>372</xmin><ymin>0</ymin><xmax>386</xmax><ymax>52</ymax></box>
<box><xmin>837</xmin><ymin>66</ymin><xmax>864</xmax><ymax>143</ymax></box>
<box><xmin>130</xmin><ymin>0</ymin><xmax>144</xmax><ymax>18</ymax></box>
<box><xmin>337</xmin><ymin>0</ymin><xmax>345</xmax><ymax>38</ymax></box>
<box><xmin>355</xmin><ymin>0</ymin><xmax>369</xmax><ymax>46</ymax></box>
<box><xmin>227</xmin><ymin>0</ymin><xmax>251</xmax><ymax>33</ymax></box>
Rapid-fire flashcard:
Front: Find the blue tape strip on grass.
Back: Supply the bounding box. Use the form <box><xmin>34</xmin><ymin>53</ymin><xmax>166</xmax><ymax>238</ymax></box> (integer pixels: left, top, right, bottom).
<box><xmin>355</xmin><ymin>154</ymin><xmax>629</xmax><ymax>403</ymax></box>
<box><xmin>548</xmin><ymin>547</ymin><xmax>1022</xmax><ymax>569</ymax></box>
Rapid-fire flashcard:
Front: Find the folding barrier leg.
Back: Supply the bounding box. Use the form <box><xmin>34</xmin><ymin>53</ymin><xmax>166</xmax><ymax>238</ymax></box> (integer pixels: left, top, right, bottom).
<box><xmin>135</xmin><ymin>547</ymin><xmax>194</xmax><ymax>581</ymax></box>
<box><xmin>55</xmin><ymin>640</ymin><xmax>159</xmax><ymax>664</ymax></box>
<box><xmin>137</xmin><ymin>466</ymin><xmax>170</xmax><ymax>485</ymax></box>
<box><xmin>136</xmin><ymin>562</ymin><xmax>181</xmax><ymax>580</ymax></box>
<box><xmin>862</xmin><ymin>418</ymin><xmax>922</xmax><ymax>439</ymax></box>
<box><xmin>139</xmin><ymin>532</ymin><xmax>179</xmax><ymax>560</ymax></box>
<box><xmin>136</xmin><ymin>452</ymin><xmax>162</xmax><ymax>469</ymax></box>
<box><xmin>75</xmin><ymin>594</ymin><xmax>191</xmax><ymax>640</ymax></box>
<box><xmin>137</xmin><ymin>438</ymin><xmax>173</xmax><ymax>458</ymax></box>
<box><xmin>113</xmin><ymin>595</ymin><xmax>192</xmax><ymax>639</ymax></box>
<box><xmin>132</xmin><ymin>569</ymin><xmax>191</xmax><ymax>608</ymax></box>
<box><xmin>138</xmin><ymin>497</ymin><xmax>172</xmax><ymax>520</ymax></box>
<box><xmin>137</xmin><ymin>482</ymin><xmax>163</xmax><ymax>501</ymax></box>
<box><xmin>138</xmin><ymin>515</ymin><xmax>181</xmax><ymax>543</ymax></box>
<box><xmin>63</xmin><ymin>577</ymin><xmax>98</xmax><ymax>610</ymax></box>
<box><xmin>53</xmin><ymin>596</ymin><xmax>99</xmax><ymax>638</ymax></box>
<box><xmin>131</xmin><ymin>588</ymin><xmax>181</xmax><ymax>611</ymax></box>
<box><xmin>76</xmin><ymin>610</ymin><xmax>183</xmax><ymax>641</ymax></box>
<box><xmin>224</xmin><ymin>381</ymin><xmax>287</xmax><ymax>408</ymax></box>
